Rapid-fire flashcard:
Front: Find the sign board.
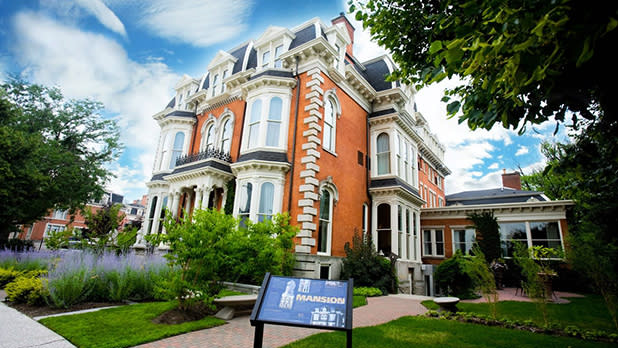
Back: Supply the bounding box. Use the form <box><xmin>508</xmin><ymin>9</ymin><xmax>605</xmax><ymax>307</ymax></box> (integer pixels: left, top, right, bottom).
<box><xmin>250</xmin><ymin>273</ymin><xmax>353</xmax><ymax>348</ymax></box>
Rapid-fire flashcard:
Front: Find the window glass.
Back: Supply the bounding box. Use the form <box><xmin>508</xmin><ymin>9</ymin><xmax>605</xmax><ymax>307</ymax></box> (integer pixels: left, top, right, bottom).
<box><xmin>221</xmin><ymin>70</ymin><xmax>228</xmax><ymax>93</ymax></box>
<box><xmin>323</xmin><ymin>99</ymin><xmax>335</xmax><ymax>151</ymax></box>
<box><xmin>211</xmin><ymin>74</ymin><xmax>219</xmax><ymax>97</ymax></box>
<box><xmin>258</xmin><ymin>182</ymin><xmax>274</xmax><ymax>222</ymax></box>
<box><xmin>499</xmin><ymin>222</ymin><xmax>528</xmax><ymax>257</ymax></box>
<box><xmin>318</xmin><ymin>189</ymin><xmax>331</xmax><ymax>253</ymax></box>
<box><xmin>221</xmin><ymin>119</ymin><xmax>232</xmax><ymax>153</ymax></box>
<box><xmin>205</xmin><ymin>125</ymin><xmax>215</xmax><ymax>149</ymax></box>
<box><xmin>453</xmin><ymin>229</ymin><xmax>475</xmax><ymax>254</ymax></box>
<box><xmin>170</xmin><ymin>132</ymin><xmax>185</xmax><ymax>169</ymax></box>
<box><xmin>423</xmin><ymin>230</ymin><xmax>432</xmax><ymax>255</ymax></box>
<box><xmin>397</xmin><ymin>205</ymin><xmax>403</xmax><ymax>256</ymax></box>
<box><xmin>377</xmin><ymin>133</ymin><xmax>390</xmax><ymax>175</ymax></box>
<box><xmin>262</xmin><ymin>50</ymin><xmax>270</xmax><ymax>67</ymax></box>
<box><xmin>435</xmin><ymin>230</ymin><xmax>444</xmax><ymax>255</ymax></box>
<box><xmin>248</xmin><ymin>100</ymin><xmax>262</xmax><ymax>148</ymax></box>
<box><xmin>238</xmin><ymin>183</ymin><xmax>252</xmax><ymax>227</ymax></box>
<box><xmin>530</xmin><ymin>222</ymin><xmax>562</xmax><ymax>249</ymax></box>
<box><xmin>266</xmin><ymin>97</ymin><xmax>282</xmax><ymax>147</ymax></box>
<box><xmin>274</xmin><ymin>45</ymin><xmax>284</xmax><ymax>68</ymax></box>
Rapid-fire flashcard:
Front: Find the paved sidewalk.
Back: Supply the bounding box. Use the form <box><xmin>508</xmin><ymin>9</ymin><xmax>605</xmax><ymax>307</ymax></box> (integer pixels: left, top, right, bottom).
<box><xmin>136</xmin><ymin>295</ymin><xmax>429</xmax><ymax>348</ymax></box>
<box><xmin>0</xmin><ymin>301</ymin><xmax>75</xmax><ymax>348</ymax></box>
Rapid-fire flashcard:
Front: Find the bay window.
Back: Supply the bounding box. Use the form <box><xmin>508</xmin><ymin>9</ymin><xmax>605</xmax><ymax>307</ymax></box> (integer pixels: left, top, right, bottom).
<box><xmin>377</xmin><ymin>133</ymin><xmax>390</xmax><ymax>175</ymax></box>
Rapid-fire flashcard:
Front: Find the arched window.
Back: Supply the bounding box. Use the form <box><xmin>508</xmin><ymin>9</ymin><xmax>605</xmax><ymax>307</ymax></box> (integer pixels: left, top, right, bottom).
<box><xmin>248</xmin><ymin>100</ymin><xmax>262</xmax><ymax>149</ymax></box>
<box><xmin>170</xmin><ymin>132</ymin><xmax>185</xmax><ymax>169</ymax></box>
<box><xmin>205</xmin><ymin>125</ymin><xmax>215</xmax><ymax>150</ymax></box>
<box><xmin>377</xmin><ymin>133</ymin><xmax>390</xmax><ymax>175</ymax></box>
<box><xmin>258</xmin><ymin>182</ymin><xmax>274</xmax><ymax>222</ymax></box>
<box><xmin>238</xmin><ymin>182</ymin><xmax>252</xmax><ymax>228</ymax></box>
<box><xmin>220</xmin><ymin>119</ymin><xmax>232</xmax><ymax>153</ymax></box>
<box><xmin>323</xmin><ymin>98</ymin><xmax>336</xmax><ymax>152</ymax></box>
<box><xmin>266</xmin><ymin>97</ymin><xmax>282</xmax><ymax>147</ymax></box>
<box><xmin>317</xmin><ymin>189</ymin><xmax>332</xmax><ymax>254</ymax></box>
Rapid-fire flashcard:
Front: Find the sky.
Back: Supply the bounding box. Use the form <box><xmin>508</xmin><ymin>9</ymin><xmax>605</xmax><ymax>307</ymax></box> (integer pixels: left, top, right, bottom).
<box><xmin>0</xmin><ymin>0</ymin><xmax>570</xmax><ymax>203</ymax></box>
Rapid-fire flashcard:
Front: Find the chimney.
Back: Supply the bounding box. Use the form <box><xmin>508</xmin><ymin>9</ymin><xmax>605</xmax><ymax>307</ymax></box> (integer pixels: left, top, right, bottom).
<box><xmin>501</xmin><ymin>170</ymin><xmax>522</xmax><ymax>191</ymax></box>
<box><xmin>331</xmin><ymin>12</ymin><xmax>355</xmax><ymax>57</ymax></box>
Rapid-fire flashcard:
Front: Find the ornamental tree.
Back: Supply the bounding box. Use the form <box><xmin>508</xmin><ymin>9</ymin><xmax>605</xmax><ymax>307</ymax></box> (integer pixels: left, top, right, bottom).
<box><xmin>350</xmin><ymin>0</ymin><xmax>617</xmax><ymax>132</ymax></box>
<box><xmin>0</xmin><ymin>79</ymin><xmax>121</xmax><ymax>242</ymax></box>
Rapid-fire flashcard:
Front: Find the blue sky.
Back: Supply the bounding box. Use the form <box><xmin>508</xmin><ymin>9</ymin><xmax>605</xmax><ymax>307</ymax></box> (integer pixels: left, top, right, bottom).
<box><xmin>0</xmin><ymin>0</ymin><xmax>569</xmax><ymax>203</ymax></box>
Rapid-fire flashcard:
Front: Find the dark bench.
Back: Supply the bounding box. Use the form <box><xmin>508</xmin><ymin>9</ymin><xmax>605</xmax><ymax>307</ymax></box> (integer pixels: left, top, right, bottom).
<box><xmin>213</xmin><ymin>294</ymin><xmax>258</xmax><ymax>320</ymax></box>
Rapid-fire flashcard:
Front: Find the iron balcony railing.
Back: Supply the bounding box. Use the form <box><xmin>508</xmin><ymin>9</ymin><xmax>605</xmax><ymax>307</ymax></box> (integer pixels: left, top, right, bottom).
<box><xmin>175</xmin><ymin>147</ymin><xmax>232</xmax><ymax>166</ymax></box>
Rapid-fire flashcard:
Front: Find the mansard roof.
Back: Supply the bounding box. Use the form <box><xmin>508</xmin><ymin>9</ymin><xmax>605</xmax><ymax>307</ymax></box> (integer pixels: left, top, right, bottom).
<box><xmin>231</xmin><ymin>43</ymin><xmax>251</xmax><ymax>74</ymax></box>
<box><xmin>290</xmin><ymin>23</ymin><xmax>317</xmax><ymax>49</ymax></box>
<box><xmin>166</xmin><ymin>97</ymin><xmax>175</xmax><ymax>109</ymax></box>
<box><xmin>446</xmin><ymin>188</ymin><xmax>548</xmax><ymax>206</ymax></box>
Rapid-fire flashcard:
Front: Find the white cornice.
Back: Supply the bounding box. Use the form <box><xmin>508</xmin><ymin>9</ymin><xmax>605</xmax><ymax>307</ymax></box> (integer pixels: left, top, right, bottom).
<box><xmin>369</xmin><ymin>186</ymin><xmax>424</xmax><ymax>207</ymax></box>
<box><xmin>164</xmin><ymin>161</ymin><xmax>234</xmax><ymax>184</ymax></box>
<box><xmin>157</xmin><ymin>116</ymin><xmax>196</xmax><ymax>128</ymax></box>
<box><xmin>421</xmin><ymin>200</ymin><xmax>575</xmax><ymax>220</ymax></box>
<box><xmin>207</xmin><ymin>50</ymin><xmax>238</xmax><ymax>71</ymax></box>
<box><xmin>231</xmin><ymin>160</ymin><xmax>291</xmax><ymax>175</ymax></box>
<box><xmin>241</xmin><ymin>75</ymin><xmax>297</xmax><ymax>97</ymax></box>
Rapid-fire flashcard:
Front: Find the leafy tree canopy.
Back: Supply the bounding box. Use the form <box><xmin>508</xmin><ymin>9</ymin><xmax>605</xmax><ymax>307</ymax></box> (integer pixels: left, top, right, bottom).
<box><xmin>0</xmin><ymin>79</ymin><xmax>121</xmax><ymax>241</ymax></box>
<box><xmin>350</xmin><ymin>0</ymin><xmax>618</xmax><ymax>132</ymax></box>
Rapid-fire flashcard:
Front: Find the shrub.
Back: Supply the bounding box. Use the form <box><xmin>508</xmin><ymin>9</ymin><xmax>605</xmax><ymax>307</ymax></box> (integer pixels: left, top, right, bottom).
<box><xmin>341</xmin><ymin>232</ymin><xmax>397</xmax><ymax>294</ymax></box>
<box><xmin>434</xmin><ymin>251</ymin><xmax>476</xmax><ymax>299</ymax></box>
<box><xmin>468</xmin><ymin>212</ymin><xmax>500</xmax><ymax>263</ymax></box>
<box><xmin>0</xmin><ymin>268</ymin><xmax>22</xmax><ymax>288</ymax></box>
<box><xmin>353</xmin><ymin>286</ymin><xmax>383</xmax><ymax>297</ymax></box>
<box><xmin>0</xmin><ymin>249</ymin><xmax>51</xmax><ymax>271</ymax></box>
<box><xmin>47</xmin><ymin>251</ymin><xmax>97</xmax><ymax>308</ymax></box>
<box><xmin>5</xmin><ymin>276</ymin><xmax>46</xmax><ymax>305</ymax></box>
<box><xmin>0</xmin><ymin>239</ymin><xmax>34</xmax><ymax>252</ymax></box>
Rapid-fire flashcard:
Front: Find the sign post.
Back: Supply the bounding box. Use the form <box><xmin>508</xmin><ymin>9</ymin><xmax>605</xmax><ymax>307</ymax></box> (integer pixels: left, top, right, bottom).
<box><xmin>250</xmin><ymin>273</ymin><xmax>354</xmax><ymax>348</ymax></box>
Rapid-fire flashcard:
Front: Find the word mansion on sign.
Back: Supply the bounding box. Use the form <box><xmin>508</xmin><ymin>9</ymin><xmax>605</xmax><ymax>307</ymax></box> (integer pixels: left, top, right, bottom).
<box><xmin>134</xmin><ymin>13</ymin><xmax>450</xmax><ymax>292</ymax></box>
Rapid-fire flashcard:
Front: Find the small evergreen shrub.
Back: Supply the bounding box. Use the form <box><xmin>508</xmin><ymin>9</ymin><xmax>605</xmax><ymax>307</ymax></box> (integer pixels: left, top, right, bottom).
<box><xmin>353</xmin><ymin>286</ymin><xmax>383</xmax><ymax>297</ymax></box>
<box><xmin>341</xmin><ymin>233</ymin><xmax>398</xmax><ymax>294</ymax></box>
<box><xmin>5</xmin><ymin>276</ymin><xmax>46</xmax><ymax>305</ymax></box>
<box><xmin>0</xmin><ymin>268</ymin><xmax>22</xmax><ymax>288</ymax></box>
<box><xmin>434</xmin><ymin>251</ymin><xmax>476</xmax><ymax>299</ymax></box>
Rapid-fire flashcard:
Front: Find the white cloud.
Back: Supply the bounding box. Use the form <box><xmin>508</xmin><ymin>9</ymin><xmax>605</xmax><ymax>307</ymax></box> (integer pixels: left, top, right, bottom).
<box><xmin>347</xmin><ymin>13</ymin><xmax>389</xmax><ymax>62</ymax></box>
<box><xmin>515</xmin><ymin>145</ymin><xmax>529</xmax><ymax>156</ymax></box>
<box><xmin>135</xmin><ymin>0</ymin><xmax>253</xmax><ymax>47</ymax></box>
<box><xmin>488</xmin><ymin>162</ymin><xmax>499</xmax><ymax>170</ymax></box>
<box><xmin>75</xmin><ymin>0</ymin><xmax>127</xmax><ymax>37</ymax></box>
<box><xmin>11</xmin><ymin>11</ymin><xmax>179</xmax><ymax>200</ymax></box>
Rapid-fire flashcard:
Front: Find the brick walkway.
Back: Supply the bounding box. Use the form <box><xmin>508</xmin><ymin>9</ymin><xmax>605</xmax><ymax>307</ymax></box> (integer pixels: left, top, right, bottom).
<box><xmin>461</xmin><ymin>287</ymin><xmax>584</xmax><ymax>304</ymax></box>
<box><xmin>135</xmin><ymin>295</ymin><xmax>429</xmax><ymax>348</ymax></box>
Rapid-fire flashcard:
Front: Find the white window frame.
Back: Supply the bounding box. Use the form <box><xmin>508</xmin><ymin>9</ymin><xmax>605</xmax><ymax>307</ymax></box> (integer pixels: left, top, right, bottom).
<box><xmin>45</xmin><ymin>223</ymin><xmax>66</xmax><ymax>237</ymax></box>
<box><xmin>242</xmin><ymin>94</ymin><xmax>290</xmax><ymax>152</ymax></box>
<box><xmin>376</xmin><ymin>132</ymin><xmax>390</xmax><ymax>175</ymax></box>
<box><xmin>452</xmin><ymin>227</ymin><xmax>476</xmax><ymax>255</ymax></box>
<box><xmin>317</xmin><ymin>188</ymin><xmax>334</xmax><ymax>256</ymax></box>
<box><xmin>52</xmin><ymin>209</ymin><xmax>68</xmax><ymax>220</ymax></box>
<box><xmin>423</xmin><ymin>228</ymin><xmax>445</xmax><ymax>257</ymax></box>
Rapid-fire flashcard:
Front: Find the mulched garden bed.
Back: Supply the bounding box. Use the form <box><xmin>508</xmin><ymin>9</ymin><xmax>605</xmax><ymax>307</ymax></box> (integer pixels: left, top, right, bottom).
<box><xmin>5</xmin><ymin>301</ymin><xmax>125</xmax><ymax>318</ymax></box>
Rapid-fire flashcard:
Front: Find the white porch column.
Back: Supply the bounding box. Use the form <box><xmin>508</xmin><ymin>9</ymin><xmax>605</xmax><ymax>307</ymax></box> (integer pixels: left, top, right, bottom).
<box><xmin>203</xmin><ymin>187</ymin><xmax>213</xmax><ymax>209</ymax></box>
<box><xmin>401</xmin><ymin>206</ymin><xmax>407</xmax><ymax>260</ymax></box>
<box><xmin>371</xmin><ymin>201</ymin><xmax>378</xmax><ymax>251</ymax></box>
<box><xmin>194</xmin><ymin>187</ymin><xmax>203</xmax><ymax>210</ymax></box>
<box><xmin>390</xmin><ymin>201</ymin><xmax>398</xmax><ymax>256</ymax></box>
<box><xmin>150</xmin><ymin>193</ymin><xmax>165</xmax><ymax>236</ymax></box>
<box><xmin>415</xmin><ymin>211</ymin><xmax>421</xmax><ymax>262</ymax></box>
<box><xmin>220</xmin><ymin>186</ymin><xmax>227</xmax><ymax>212</ymax></box>
<box><xmin>184</xmin><ymin>190</ymin><xmax>192</xmax><ymax>215</ymax></box>
<box><xmin>171</xmin><ymin>191</ymin><xmax>181</xmax><ymax>218</ymax></box>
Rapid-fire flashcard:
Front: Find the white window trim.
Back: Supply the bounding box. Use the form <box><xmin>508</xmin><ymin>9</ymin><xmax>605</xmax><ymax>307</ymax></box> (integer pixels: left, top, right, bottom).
<box><xmin>322</xmin><ymin>90</ymin><xmax>341</xmax><ymax>155</ymax></box>
<box><xmin>422</xmin><ymin>227</ymin><xmax>445</xmax><ymax>257</ymax></box>
<box><xmin>242</xmin><ymin>93</ymin><xmax>291</xmax><ymax>153</ymax></box>
<box><xmin>498</xmin><ymin>220</ymin><xmax>565</xmax><ymax>258</ymax></box>
<box><xmin>451</xmin><ymin>226</ymin><xmax>476</xmax><ymax>255</ymax></box>
<box><xmin>317</xmin><ymin>189</ymin><xmax>334</xmax><ymax>256</ymax></box>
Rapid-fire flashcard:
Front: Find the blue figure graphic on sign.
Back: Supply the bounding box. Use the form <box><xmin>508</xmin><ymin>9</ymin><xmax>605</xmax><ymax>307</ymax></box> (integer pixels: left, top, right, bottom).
<box><xmin>279</xmin><ymin>279</ymin><xmax>296</xmax><ymax>309</ymax></box>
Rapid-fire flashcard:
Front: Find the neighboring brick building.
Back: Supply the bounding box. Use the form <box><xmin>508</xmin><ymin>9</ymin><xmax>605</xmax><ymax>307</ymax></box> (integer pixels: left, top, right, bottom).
<box><xmin>419</xmin><ymin>171</ymin><xmax>573</xmax><ymax>295</ymax></box>
<box><xmin>135</xmin><ymin>14</ymin><xmax>448</xmax><ymax>292</ymax></box>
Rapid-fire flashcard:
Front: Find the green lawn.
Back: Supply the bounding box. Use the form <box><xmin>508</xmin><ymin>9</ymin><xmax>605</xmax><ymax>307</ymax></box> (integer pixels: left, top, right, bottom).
<box><xmin>40</xmin><ymin>301</ymin><xmax>225</xmax><ymax>348</ymax></box>
<box><xmin>282</xmin><ymin>316</ymin><xmax>615</xmax><ymax>348</ymax></box>
<box><xmin>422</xmin><ymin>295</ymin><xmax>616</xmax><ymax>333</ymax></box>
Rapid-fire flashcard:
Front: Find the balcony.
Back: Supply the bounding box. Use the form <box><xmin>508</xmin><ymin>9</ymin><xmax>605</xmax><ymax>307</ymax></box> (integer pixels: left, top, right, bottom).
<box><xmin>175</xmin><ymin>147</ymin><xmax>232</xmax><ymax>167</ymax></box>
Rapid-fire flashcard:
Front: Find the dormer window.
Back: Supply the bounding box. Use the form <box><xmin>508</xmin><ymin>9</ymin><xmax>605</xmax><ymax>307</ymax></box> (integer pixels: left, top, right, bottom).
<box><xmin>221</xmin><ymin>70</ymin><xmax>228</xmax><ymax>94</ymax></box>
<box><xmin>274</xmin><ymin>45</ymin><xmax>284</xmax><ymax>68</ymax></box>
<box><xmin>261</xmin><ymin>51</ymin><xmax>270</xmax><ymax>68</ymax></box>
<box><xmin>177</xmin><ymin>93</ymin><xmax>183</xmax><ymax>106</ymax></box>
<box><xmin>211</xmin><ymin>74</ymin><xmax>219</xmax><ymax>97</ymax></box>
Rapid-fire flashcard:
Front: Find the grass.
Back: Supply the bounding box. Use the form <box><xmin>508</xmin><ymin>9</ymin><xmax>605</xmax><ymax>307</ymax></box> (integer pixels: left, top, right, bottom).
<box><xmin>421</xmin><ymin>295</ymin><xmax>617</xmax><ymax>333</ymax></box>
<box><xmin>40</xmin><ymin>301</ymin><xmax>225</xmax><ymax>348</ymax></box>
<box><xmin>282</xmin><ymin>316</ymin><xmax>616</xmax><ymax>348</ymax></box>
